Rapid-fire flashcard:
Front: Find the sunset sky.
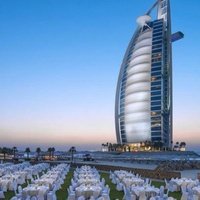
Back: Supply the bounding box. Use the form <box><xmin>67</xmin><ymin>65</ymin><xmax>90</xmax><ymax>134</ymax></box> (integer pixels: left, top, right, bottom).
<box><xmin>0</xmin><ymin>0</ymin><xmax>200</xmax><ymax>151</ymax></box>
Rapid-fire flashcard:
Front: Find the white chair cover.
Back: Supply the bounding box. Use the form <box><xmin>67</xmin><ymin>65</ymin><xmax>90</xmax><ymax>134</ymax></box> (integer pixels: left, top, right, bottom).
<box><xmin>0</xmin><ymin>191</ymin><xmax>5</xmax><ymax>199</ymax></box>
<box><xmin>139</xmin><ymin>191</ymin><xmax>147</xmax><ymax>200</ymax></box>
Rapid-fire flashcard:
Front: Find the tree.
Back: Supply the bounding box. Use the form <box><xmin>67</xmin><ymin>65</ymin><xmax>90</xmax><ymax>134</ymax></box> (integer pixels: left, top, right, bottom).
<box><xmin>12</xmin><ymin>147</ymin><xmax>18</xmax><ymax>159</ymax></box>
<box><xmin>179</xmin><ymin>142</ymin><xmax>186</xmax><ymax>151</ymax></box>
<box><xmin>128</xmin><ymin>145</ymin><xmax>131</xmax><ymax>152</ymax></box>
<box><xmin>180</xmin><ymin>142</ymin><xmax>186</xmax><ymax>147</ymax></box>
<box><xmin>69</xmin><ymin>146</ymin><xmax>76</xmax><ymax>163</ymax></box>
<box><xmin>25</xmin><ymin>147</ymin><xmax>31</xmax><ymax>159</ymax></box>
<box><xmin>51</xmin><ymin>147</ymin><xmax>55</xmax><ymax>158</ymax></box>
<box><xmin>108</xmin><ymin>143</ymin><xmax>113</xmax><ymax>152</ymax></box>
<box><xmin>153</xmin><ymin>141</ymin><xmax>163</xmax><ymax>151</ymax></box>
<box><xmin>36</xmin><ymin>147</ymin><xmax>41</xmax><ymax>160</ymax></box>
<box><xmin>47</xmin><ymin>147</ymin><xmax>52</xmax><ymax>159</ymax></box>
<box><xmin>112</xmin><ymin>144</ymin><xmax>117</xmax><ymax>151</ymax></box>
<box><xmin>2</xmin><ymin>147</ymin><xmax>8</xmax><ymax>161</ymax></box>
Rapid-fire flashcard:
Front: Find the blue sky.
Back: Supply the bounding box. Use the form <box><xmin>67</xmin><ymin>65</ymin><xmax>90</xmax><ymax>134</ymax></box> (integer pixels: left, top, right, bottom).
<box><xmin>0</xmin><ymin>0</ymin><xmax>200</xmax><ymax>151</ymax></box>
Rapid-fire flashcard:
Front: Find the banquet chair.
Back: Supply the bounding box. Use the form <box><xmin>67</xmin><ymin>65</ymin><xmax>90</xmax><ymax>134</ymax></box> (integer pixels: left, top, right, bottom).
<box><xmin>145</xmin><ymin>178</ymin><xmax>149</xmax><ymax>185</ymax></box>
<box><xmin>26</xmin><ymin>179</ymin><xmax>30</xmax><ymax>186</ymax></box>
<box><xmin>187</xmin><ymin>187</ymin><xmax>194</xmax><ymax>200</ymax></box>
<box><xmin>15</xmin><ymin>185</ymin><xmax>23</xmax><ymax>198</ymax></box>
<box><xmin>69</xmin><ymin>186</ymin><xmax>74</xmax><ymax>192</ymax></box>
<box><xmin>123</xmin><ymin>186</ymin><xmax>136</xmax><ymax>200</ymax></box>
<box><xmin>102</xmin><ymin>185</ymin><xmax>110</xmax><ymax>194</ymax></box>
<box><xmin>71</xmin><ymin>181</ymin><xmax>77</xmax><ymax>189</ymax></box>
<box><xmin>180</xmin><ymin>192</ymin><xmax>188</xmax><ymax>200</ymax></box>
<box><xmin>67</xmin><ymin>191</ymin><xmax>75</xmax><ymax>200</ymax></box>
<box><xmin>0</xmin><ymin>189</ymin><xmax>5</xmax><ymax>199</ymax></box>
<box><xmin>163</xmin><ymin>189</ymin><xmax>169</xmax><ymax>199</ymax></box>
<box><xmin>164</xmin><ymin>179</ymin><xmax>169</xmax><ymax>190</ymax></box>
<box><xmin>159</xmin><ymin>185</ymin><xmax>165</xmax><ymax>198</ymax></box>
<box><xmin>102</xmin><ymin>178</ymin><xmax>105</xmax><ymax>185</ymax></box>
<box><xmin>168</xmin><ymin>182</ymin><xmax>177</xmax><ymax>192</ymax></box>
<box><xmin>93</xmin><ymin>189</ymin><xmax>100</xmax><ymax>198</ymax></box>
<box><xmin>36</xmin><ymin>174</ymin><xmax>40</xmax><ymax>180</ymax></box>
<box><xmin>59</xmin><ymin>177</ymin><xmax>64</xmax><ymax>185</ymax></box>
<box><xmin>10</xmin><ymin>197</ymin><xmax>18</xmax><ymax>200</ymax></box>
<box><xmin>55</xmin><ymin>181</ymin><xmax>61</xmax><ymax>190</ymax></box>
<box><xmin>18</xmin><ymin>185</ymin><xmax>23</xmax><ymax>193</ymax></box>
<box><xmin>116</xmin><ymin>182</ymin><xmax>123</xmax><ymax>191</ymax></box>
<box><xmin>138</xmin><ymin>191</ymin><xmax>147</xmax><ymax>200</ymax></box>
<box><xmin>2</xmin><ymin>183</ymin><xmax>7</xmax><ymax>192</ymax></box>
<box><xmin>193</xmin><ymin>194</ymin><xmax>199</xmax><ymax>200</ymax></box>
<box><xmin>47</xmin><ymin>191</ymin><xmax>57</xmax><ymax>200</ymax></box>
<box><xmin>9</xmin><ymin>180</ymin><xmax>18</xmax><ymax>191</ymax></box>
<box><xmin>181</xmin><ymin>185</ymin><xmax>187</xmax><ymax>193</ymax></box>
<box><xmin>167</xmin><ymin>197</ymin><xmax>176</xmax><ymax>200</ymax></box>
<box><xmin>77</xmin><ymin>196</ymin><xmax>85</xmax><ymax>200</ymax></box>
<box><xmin>111</xmin><ymin>177</ymin><xmax>117</xmax><ymax>184</ymax></box>
<box><xmin>149</xmin><ymin>197</ymin><xmax>156</xmax><ymax>200</ymax></box>
<box><xmin>37</xmin><ymin>189</ymin><xmax>45</xmax><ymax>200</ymax></box>
<box><xmin>30</xmin><ymin>196</ymin><xmax>37</xmax><ymax>200</ymax></box>
<box><xmin>101</xmin><ymin>193</ymin><xmax>111</xmax><ymax>200</ymax></box>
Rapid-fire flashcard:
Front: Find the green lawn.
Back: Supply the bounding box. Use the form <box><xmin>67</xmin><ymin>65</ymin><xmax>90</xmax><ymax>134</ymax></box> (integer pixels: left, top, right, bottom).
<box><xmin>56</xmin><ymin>170</ymin><xmax>74</xmax><ymax>199</ymax></box>
<box><xmin>3</xmin><ymin>170</ymin><xmax>182</xmax><ymax>200</ymax></box>
<box><xmin>4</xmin><ymin>182</ymin><xmax>27</xmax><ymax>200</ymax></box>
<box><xmin>56</xmin><ymin>171</ymin><xmax>124</xmax><ymax>200</ymax></box>
<box><xmin>100</xmin><ymin>172</ymin><xmax>124</xmax><ymax>200</ymax></box>
<box><xmin>151</xmin><ymin>180</ymin><xmax>181</xmax><ymax>200</ymax></box>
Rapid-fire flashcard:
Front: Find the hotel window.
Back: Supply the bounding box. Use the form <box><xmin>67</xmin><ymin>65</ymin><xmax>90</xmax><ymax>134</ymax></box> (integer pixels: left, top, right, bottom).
<box><xmin>151</xmin><ymin>85</ymin><xmax>161</xmax><ymax>90</ymax></box>
<box><xmin>153</xmin><ymin>35</ymin><xmax>162</xmax><ymax>41</ymax></box>
<box><xmin>152</xmin><ymin>39</ymin><xmax>162</xmax><ymax>44</ymax></box>
<box><xmin>152</xmin><ymin>62</ymin><xmax>161</xmax><ymax>67</ymax></box>
<box><xmin>152</xmin><ymin>126</ymin><xmax>161</xmax><ymax>131</ymax></box>
<box><xmin>151</xmin><ymin>101</ymin><xmax>161</xmax><ymax>106</ymax></box>
<box><xmin>151</xmin><ymin>71</ymin><xmax>162</xmax><ymax>76</ymax></box>
<box><xmin>151</xmin><ymin>96</ymin><xmax>161</xmax><ymax>101</ymax></box>
<box><xmin>152</xmin><ymin>57</ymin><xmax>161</xmax><ymax>62</ymax></box>
<box><xmin>151</xmin><ymin>116</ymin><xmax>161</xmax><ymax>121</ymax></box>
<box><xmin>153</xmin><ymin>20</ymin><xmax>163</xmax><ymax>25</ymax></box>
<box><xmin>151</xmin><ymin>81</ymin><xmax>161</xmax><ymax>86</ymax></box>
<box><xmin>151</xmin><ymin>67</ymin><xmax>161</xmax><ymax>72</ymax></box>
<box><xmin>151</xmin><ymin>134</ymin><xmax>162</xmax><ymax>138</ymax></box>
<box><xmin>153</xmin><ymin>27</ymin><xmax>163</xmax><ymax>32</ymax></box>
<box><xmin>152</xmin><ymin>45</ymin><xmax>162</xmax><ymax>50</ymax></box>
<box><xmin>151</xmin><ymin>106</ymin><xmax>161</xmax><ymax>111</ymax></box>
<box><xmin>153</xmin><ymin>32</ymin><xmax>163</xmax><ymax>38</ymax></box>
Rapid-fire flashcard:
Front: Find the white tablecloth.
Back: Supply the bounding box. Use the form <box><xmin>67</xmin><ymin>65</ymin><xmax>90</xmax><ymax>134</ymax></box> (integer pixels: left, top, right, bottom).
<box><xmin>131</xmin><ymin>185</ymin><xmax>159</xmax><ymax>197</ymax></box>
<box><xmin>75</xmin><ymin>185</ymin><xmax>102</xmax><ymax>198</ymax></box>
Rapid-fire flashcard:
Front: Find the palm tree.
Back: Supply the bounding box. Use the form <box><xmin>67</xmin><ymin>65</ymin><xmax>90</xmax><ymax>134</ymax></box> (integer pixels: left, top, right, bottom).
<box><xmin>179</xmin><ymin>142</ymin><xmax>186</xmax><ymax>151</ymax></box>
<box><xmin>108</xmin><ymin>143</ymin><xmax>112</xmax><ymax>152</ymax></box>
<box><xmin>2</xmin><ymin>147</ymin><xmax>8</xmax><ymax>161</ymax></box>
<box><xmin>25</xmin><ymin>147</ymin><xmax>31</xmax><ymax>159</ymax></box>
<box><xmin>12</xmin><ymin>147</ymin><xmax>18</xmax><ymax>159</ymax></box>
<box><xmin>47</xmin><ymin>147</ymin><xmax>52</xmax><ymax>159</ymax></box>
<box><xmin>69</xmin><ymin>146</ymin><xmax>76</xmax><ymax>163</ymax></box>
<box><xmin>51</xmin><ymin>147</ymin><xmax>55</xmax><ymax>158</ymax></box>
<box><xmin>36</xmin><ymin>147</ymin><xmax>41</xmax><ymax>160</ymax></box>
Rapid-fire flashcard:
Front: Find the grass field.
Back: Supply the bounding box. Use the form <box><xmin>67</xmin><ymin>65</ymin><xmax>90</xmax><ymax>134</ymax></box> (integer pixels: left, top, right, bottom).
<box><xmin>3</xmin><ymin>170</ymin><xmax>182</xmax><ymax>200</ymax></box>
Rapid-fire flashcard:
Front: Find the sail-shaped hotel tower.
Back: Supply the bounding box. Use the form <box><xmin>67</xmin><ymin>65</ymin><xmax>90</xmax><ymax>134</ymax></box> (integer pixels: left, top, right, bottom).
<box><xmin>115</xmin><ymin>0</ymin><xmax>183</xmax><ymax>149</ymax></box>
